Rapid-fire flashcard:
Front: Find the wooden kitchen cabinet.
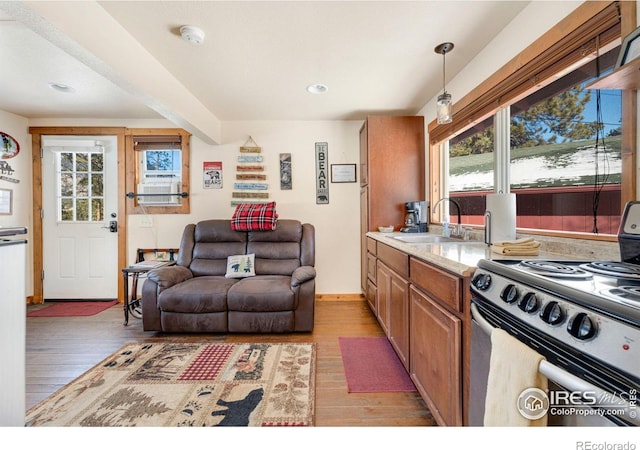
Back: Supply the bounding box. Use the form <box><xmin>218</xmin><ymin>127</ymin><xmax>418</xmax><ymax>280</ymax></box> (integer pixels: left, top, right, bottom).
<box><xmin>366</xmin><ymin>278</ymin><xmax>377</xmax><ymax>314</ymax></box>
<box><xmin>410</xmin><ymin>257</ymin><xmax>462</xmax><ymax>313</ymax></box>
<box><xmin>376</xmin><ymin>262</ymin><xmax>391</xmax><ymax>335</ymax></box>
<box><xmin>375</xmin><ymin>243</ymin><xmax>410</xmax><ymax>369</ymax></box>
<box><xmin>364</xmin><ymin>238</ymin><xmax>471</xmax><ymax>426</ymax></box>
<box><xmin>359</xmin><ymin>115</ymin><xmax>425</xmax><ymax>232</ymax></box>
<box><xmin>360</xmin><ymin>115</ymin><xmax>424</xmax><ymax>294</ymax></box>
<box><xmin>409</xmin><ymin>256</ymin><xmax>468</xmax><ymax>426</ymax></box>
<box><xmin>364</xmin><ymin>237</ymin><xmax>378</xmax><ymax>313</ymax></box>
<box><xmin>410</xmin><ymin>284</ymin><xmax>462</xmax><ymax>426</ymax></box>
<box><xmin>388</xmin><ymin>266</ymin><xmax>410</xmax><ymax>370</ymax></box>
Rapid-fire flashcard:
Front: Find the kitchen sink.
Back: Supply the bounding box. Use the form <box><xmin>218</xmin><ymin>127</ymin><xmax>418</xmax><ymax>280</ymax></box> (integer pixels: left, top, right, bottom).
<box><xmin>392</xmin><ymin>234</ymin><xmax>477</xmax><ymax>244</ymax></box>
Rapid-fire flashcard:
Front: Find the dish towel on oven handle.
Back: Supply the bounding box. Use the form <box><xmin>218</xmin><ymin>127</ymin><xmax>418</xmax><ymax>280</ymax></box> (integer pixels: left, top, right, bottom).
<box><xmin>484</xmin><ymin>328</ymin><xmax>548</xmax><ymax>426</ymax></box>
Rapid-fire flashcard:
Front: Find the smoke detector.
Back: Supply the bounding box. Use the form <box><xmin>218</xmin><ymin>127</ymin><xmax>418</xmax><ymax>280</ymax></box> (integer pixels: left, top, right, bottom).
<box><xmin>180</xmin><ymin>25</ymin><xmax>205</xmax><ymax>45</ymax></box>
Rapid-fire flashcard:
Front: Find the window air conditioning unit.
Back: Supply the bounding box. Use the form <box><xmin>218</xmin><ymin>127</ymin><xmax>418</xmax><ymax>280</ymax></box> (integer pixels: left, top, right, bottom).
<box><xmin>136</xmin><ymin>182</ymin><xmax>181</xmax><ymax>205</ymax></box>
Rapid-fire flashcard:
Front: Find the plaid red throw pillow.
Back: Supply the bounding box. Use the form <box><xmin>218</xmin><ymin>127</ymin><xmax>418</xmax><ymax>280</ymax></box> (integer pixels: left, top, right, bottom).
<box><xmin>231</xmin><ymin>202</ymin><xmax>278</xmax><ymax>231</ymax></box>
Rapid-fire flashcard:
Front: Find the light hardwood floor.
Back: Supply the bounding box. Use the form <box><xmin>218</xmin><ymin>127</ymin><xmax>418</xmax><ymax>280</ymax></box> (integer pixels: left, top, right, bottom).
<box><xmin>26</xmin><ymin>299</ymin><xmax>435</xmax><ymax>427</ymax></box>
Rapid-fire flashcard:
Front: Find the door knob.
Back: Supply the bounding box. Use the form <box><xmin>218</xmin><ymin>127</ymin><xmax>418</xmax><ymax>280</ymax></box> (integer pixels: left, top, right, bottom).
<box><xmin>102</xmin><ymin>220</ymin><xmax>118</xmax><ymax>233</ymax></box>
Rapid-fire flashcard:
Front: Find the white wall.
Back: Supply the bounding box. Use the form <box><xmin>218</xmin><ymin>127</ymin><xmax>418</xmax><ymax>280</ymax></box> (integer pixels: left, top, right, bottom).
<box><xmin>29</xmin><ymin>117</ymin><xmax>363</xmax><ymax>295</ymax></box>
<box><xmin>0</xmin><ymin>110</ymin><xmax>33</xmax><ymax>295</ymax></box>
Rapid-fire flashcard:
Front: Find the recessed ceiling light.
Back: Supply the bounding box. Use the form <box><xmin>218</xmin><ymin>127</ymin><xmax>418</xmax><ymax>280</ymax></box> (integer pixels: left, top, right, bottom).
<box><xmin>306</xmin><ymin>84</ymin><xmax>328</xmax><ymax>94</ymax></box>
<box><xmin>48</xmin><ymin>82</ymin><xmax>75</xmax><ymax>93</ymax></box>
<box><xmin>180</xmin><ymin>25</ymin><xmax>205</xmax><ymax>45</ymax></box>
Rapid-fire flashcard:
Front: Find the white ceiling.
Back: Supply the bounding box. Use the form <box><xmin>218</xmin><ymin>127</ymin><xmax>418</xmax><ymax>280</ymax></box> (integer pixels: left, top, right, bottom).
<box><xmin>0</xmin><ymin>1</ymin><xmax>529</xmax><ymax>144</ymax></box>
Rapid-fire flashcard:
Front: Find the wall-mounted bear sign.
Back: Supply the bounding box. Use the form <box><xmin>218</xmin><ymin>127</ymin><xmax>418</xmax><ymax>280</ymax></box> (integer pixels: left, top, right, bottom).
<box><xmin>315</xmin><ymin>142</ymin><xmax>329</xmax><ymax>204</ymax></box>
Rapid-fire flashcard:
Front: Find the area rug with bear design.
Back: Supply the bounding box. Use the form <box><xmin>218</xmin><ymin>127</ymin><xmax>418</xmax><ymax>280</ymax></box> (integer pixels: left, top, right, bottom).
<box><xmin>26</xmin><ymin>342</ymin><xmax>315</xmax><ymax>426</ymax></box>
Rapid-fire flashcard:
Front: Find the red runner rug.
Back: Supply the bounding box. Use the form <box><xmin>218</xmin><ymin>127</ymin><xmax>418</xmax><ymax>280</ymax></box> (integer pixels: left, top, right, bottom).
<box><xmin>27</xmin><ymin>301</ymin><xmax>118</xmax><ymax>317</ymax></box>
<box><xmin>338</xmin><ymin>336</ymin><xmax>416</xmax><ymax>393</ymax></box>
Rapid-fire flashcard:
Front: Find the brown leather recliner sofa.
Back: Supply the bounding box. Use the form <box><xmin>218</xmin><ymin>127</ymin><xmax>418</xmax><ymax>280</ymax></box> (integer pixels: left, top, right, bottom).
<box><xmin>141</xmin><ymin>219</ymin><xmax>316</xmax><ymax>333</ymax></box>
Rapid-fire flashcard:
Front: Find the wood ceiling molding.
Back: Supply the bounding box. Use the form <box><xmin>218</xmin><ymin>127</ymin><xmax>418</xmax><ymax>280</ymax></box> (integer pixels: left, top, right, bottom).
<box><xmin>428</xmin><ymin>1</ymin><xmax>621</xmax><ymax>145</ymax></box>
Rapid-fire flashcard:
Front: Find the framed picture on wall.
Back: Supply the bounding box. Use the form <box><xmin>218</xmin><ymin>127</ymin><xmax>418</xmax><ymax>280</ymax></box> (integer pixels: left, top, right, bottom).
<box><xmin>0</xmin><ymin>188</ymin><xmax>12</xmax><ymax>215</ymax></box>
<box><xmin>330</xmin><ymin>164</ymin><xmax>357</xmax><ymax>183</ymax></box>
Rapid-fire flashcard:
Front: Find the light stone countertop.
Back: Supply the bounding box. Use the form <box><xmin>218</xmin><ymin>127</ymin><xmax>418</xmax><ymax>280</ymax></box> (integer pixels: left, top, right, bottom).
<box><xmin>367</xmin><ymin>229</ymin><xmax>620</xmax><ymax>277</ymax></box>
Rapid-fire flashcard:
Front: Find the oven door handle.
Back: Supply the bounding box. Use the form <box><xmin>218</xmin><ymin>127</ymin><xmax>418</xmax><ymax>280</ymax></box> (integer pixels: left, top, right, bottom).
<box><xmin>471</xmin><ymin>303</ymin><xmax>639</xmax><ymax>426</ymax></box>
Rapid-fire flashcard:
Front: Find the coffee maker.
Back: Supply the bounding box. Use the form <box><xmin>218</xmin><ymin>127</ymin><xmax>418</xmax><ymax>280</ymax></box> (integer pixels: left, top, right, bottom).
<box><xmin>401</xmin><ymin>201</ymin><xmax>428</xmax><ymax>233</ymax></box>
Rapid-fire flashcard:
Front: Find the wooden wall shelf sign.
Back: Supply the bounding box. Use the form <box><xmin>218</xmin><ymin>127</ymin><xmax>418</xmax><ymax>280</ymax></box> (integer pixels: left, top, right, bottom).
<box><xmin>238</xmin><ymin>155</ymin><xmax>263</xmax><ymax>162</ymax></box>
<box><xmin>230</xmin><ymin>200</ymin><xmax>267</xmax><ymax>206</ymax></box>
<box><xmin>240</xmin><ymin>136</ymin><xmax>261</xmax><ymax>153</ymax></box>
<box><xmin>237</xmin><ymin>173</ymin><xmax>267</xmax><ymax>180</ymax></box>
<box><xmin>236</xmin><ymin>165</ymin><xmax>264</xmax><ymax>172</ymax></box>
<box><xmin>0</xmin><ymin>175</ymin><xmax>19</xmax><ymax>184</ymax></box>
<box><xmin>240</xmin><ymin>146</ymin><xmax>262</xmax><ymax>153</ymax></box>
<box><xmin>232</xmin><ymin>192</ymin><xmax>269</xmax><ymax>199</ymax></box>
<box><xmin>233</xmin><ymin>183</ymin><xmax>268</xmax><ymax>190</ymax></box>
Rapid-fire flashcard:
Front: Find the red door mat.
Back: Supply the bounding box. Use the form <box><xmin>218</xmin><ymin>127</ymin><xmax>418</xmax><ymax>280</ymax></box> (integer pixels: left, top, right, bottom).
<box><xmin>338</xmin><ymin>336</ymin><xmax>416</xmax><ymax>393</ymax></box>
<box><xmin>27</xmin><ymin>301</ymin><xmax>118</xmax><ymax>317</ymax></box>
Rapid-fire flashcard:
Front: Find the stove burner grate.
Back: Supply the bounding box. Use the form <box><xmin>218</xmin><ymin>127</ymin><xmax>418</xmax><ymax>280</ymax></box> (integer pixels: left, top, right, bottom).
<box><xmin>580</xmin><ymin>261</ymin><xmax>640</xmax><ymax>280</ymax></box>
<box><xmin>517</xmin><ymin>260</ymin><xmax>592</xmax><ymax>279</ymax></box>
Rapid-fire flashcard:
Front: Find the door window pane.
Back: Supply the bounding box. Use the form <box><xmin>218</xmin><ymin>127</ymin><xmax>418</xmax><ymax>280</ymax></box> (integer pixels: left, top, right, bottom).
<box><xmin>60</xmin><ymin>153</ymin><xmax>73</xmax><ymax>171</ymax></box>
<box><xmin>91</xmin><ymin>198</ymin><xmax>104</xmax><ymax>221</ymax></box>
<box><xmin>56</xmin><ymin>151</ymin><xmax>105</xmax><ymax>222</ymax></box>
<box><xmin>76</xmin><ymin>153</ymin><xmax>88</xmax><ymax>172</ymax></box>
<box><xmin>91</xmin><ymin>153</ymin><xmax>103</xmax><ymax>172</ymax></box>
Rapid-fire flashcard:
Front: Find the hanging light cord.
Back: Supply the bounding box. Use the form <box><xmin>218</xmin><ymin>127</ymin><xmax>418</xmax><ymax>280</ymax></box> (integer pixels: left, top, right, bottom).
<box><xmin>592</xmin><ymin>36</ymin><xmax>611</xmax><ymax>234</ymax></box>
<box><xmin>441</xmin><ymin>51</ymin><xmax>447</xmax><ymax>94</ymax></box>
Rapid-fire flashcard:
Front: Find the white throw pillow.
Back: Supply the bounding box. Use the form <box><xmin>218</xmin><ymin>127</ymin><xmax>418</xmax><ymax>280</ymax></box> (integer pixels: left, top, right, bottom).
<box><xmin>225</xmin><ymin>254</ymin><xmax>256</xmax><ymax>278</ymax></box>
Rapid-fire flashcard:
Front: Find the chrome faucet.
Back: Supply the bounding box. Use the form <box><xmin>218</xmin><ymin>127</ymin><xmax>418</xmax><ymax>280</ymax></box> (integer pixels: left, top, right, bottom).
<box><xmin>433</xmin><ymin>197</ymin><xmax>464</xmax><ymax>238</ymax></box>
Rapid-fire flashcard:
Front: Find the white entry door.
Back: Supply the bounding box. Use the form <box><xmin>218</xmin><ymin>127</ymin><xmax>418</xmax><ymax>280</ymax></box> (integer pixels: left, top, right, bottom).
<box><xmin>42</xmin><ymin>136</ymin><xmax>118</xmax><ymax>300</ymax></box>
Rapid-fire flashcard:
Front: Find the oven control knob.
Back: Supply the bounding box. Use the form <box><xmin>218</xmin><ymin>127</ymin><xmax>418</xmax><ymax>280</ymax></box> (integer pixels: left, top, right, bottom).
<box><xmin>540</xmin><ymin>301</ymin><xmax>565</xmax><ymax>325</ymax></box>
<box><xmin>500</xmin><ymin>284</ymin><xmax>519</xmax><ymax>303</ymax></box>
<box><xmin>567</xmin><ymin>313</ymin><xmax>597</xmax><ymax>340</ymax></box>
<box><xmin>517</xmin><ymin>292</ymin><xmax>539</xmax><ymax>313</ymax></box>
<box><xmin>472</xmin><ymin>273</ymin><xmax>492</xmax><ymax>290</ymax></box>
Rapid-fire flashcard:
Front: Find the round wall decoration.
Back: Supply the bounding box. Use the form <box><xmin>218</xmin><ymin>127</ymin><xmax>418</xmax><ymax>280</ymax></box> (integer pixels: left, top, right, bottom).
<box><xmin>1</xmin><ymin>132</ymin><xmax>20</xmax><ymax>159</ymax></box>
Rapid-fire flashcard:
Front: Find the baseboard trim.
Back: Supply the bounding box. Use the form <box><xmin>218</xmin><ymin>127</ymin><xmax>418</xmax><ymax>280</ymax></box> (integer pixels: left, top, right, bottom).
<box><xmin>316</xmin><ymin>293</ymin><xmax>364</xmax><ymax>302</ymax></box>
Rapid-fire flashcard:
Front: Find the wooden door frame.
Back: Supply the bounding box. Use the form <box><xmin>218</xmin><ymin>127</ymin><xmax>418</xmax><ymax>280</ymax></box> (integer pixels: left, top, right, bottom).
<box><xmin>29</xmin><ymin>127</ymin><xmax>127</xmax><ymax>304</ymax></box>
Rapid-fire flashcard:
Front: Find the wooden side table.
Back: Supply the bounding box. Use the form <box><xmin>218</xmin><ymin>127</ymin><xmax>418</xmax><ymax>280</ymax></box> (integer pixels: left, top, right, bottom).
<box><xmin>122</xmin><ymin>261</ymin><xmax>175</xmax><ymax>325</ymax></box>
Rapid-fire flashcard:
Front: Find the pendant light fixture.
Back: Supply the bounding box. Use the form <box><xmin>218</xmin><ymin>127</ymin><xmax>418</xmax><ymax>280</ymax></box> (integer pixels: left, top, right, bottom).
<box><xmin>434</xmin><ymin>42</ymin><xmax>454</xmax><ymax>124</ymax></box>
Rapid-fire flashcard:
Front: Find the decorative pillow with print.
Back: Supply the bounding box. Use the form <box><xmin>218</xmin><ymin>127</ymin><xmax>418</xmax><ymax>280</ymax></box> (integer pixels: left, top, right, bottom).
<box><xmin>225</xmin><ymin>254</ymin><xmax>256</xmax><ymax>278</ymax></box>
